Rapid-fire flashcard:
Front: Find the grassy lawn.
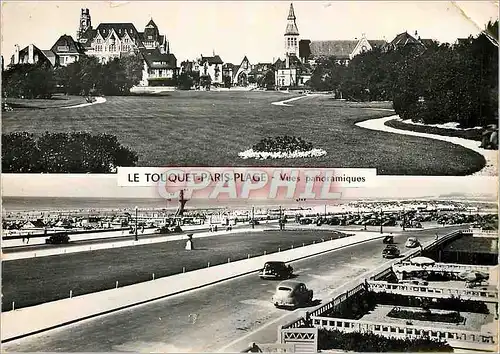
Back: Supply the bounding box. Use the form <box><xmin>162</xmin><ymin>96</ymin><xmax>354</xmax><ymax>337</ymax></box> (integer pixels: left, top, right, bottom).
<box><xmin>2</xmin><ymin>91</ymin><xmax>485</xmax><ymax>175</ymax></box>
<box><xmin>1</xmin><ymin>229</ymin><xmax>344</xmax><ymax>311</ymax></box>
<box><xmin>385</xmin><ymin>119</ymin><xmax>484</xmax><ymax>141</ymax></box>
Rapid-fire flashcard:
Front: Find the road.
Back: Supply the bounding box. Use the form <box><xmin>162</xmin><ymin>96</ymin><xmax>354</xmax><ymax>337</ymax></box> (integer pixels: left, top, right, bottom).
<box><xmin>2</xmin><ymin>226</ymin><xmax>462</xmax><ymax>352</ymax></box>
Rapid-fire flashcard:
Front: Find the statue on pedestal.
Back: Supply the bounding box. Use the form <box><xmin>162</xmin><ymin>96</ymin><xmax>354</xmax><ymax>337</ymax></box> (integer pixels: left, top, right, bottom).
<box><xmin>185</xmin><ymin>234</ymin><xmax>194</xmax><ymax>250</ymax></box>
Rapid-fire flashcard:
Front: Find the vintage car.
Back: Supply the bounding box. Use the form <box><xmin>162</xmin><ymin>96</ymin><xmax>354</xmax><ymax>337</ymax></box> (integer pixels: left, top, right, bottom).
<box><xmin>405</xmin><ymin>237</ymin><xmax>420</xmax><ymax>248</ymax></box>
<box><xmin>383</xmin><ymin>234</ymin><xmax>395</xmax><ymax>244</ymax></box>
<box><xmin>272</xmin><ymin>281</ymin><xmax>313</xmax><ymax>308</ymax></box>
<box><xmin>259</xmin><ymin>261</ymin><xmax>293</xmax><ymax>280</ymax></box>
<box><xmin>45</xmin><ymin>233</ymin><xmax>70</xmax><ymax>245</ymax></box>
<box><xmin>382</xmin><ymin>244</ymin><xmax>401</xmax><ymax>259</ymax></box>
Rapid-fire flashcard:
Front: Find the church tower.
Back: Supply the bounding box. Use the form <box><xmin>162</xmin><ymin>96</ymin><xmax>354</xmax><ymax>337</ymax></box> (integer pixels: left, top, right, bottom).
<box><xmin>284</xmin><ymin>3</ymin><xmax>299</xmax><ymax>58</ymax></box>
<box><xmin>77</xmin><ymin>8</ymin><xmax>92</xmax><ymax>40</ymax></box>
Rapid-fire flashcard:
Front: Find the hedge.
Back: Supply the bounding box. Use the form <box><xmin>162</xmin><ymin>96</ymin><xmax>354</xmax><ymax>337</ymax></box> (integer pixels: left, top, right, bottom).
<box><xmin>2</xmin><ymin>132</ymin><xmax>138</xmax><ymax>173</ymax></box>
<box><xmin>318</xmin><ymin>329</ymin><xmax>453</xmax><ymax>352</ymax></box>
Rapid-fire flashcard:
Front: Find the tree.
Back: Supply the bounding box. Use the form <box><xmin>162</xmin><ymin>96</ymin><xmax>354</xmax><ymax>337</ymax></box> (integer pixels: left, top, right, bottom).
<box><xmin>120</xmin><ymin>52</ymin><xmax>144</xmax><ymax>88</ymax></box>
<box><xmin>223</xmin><ymin>75</ymin><xmax>232</xmax><ymax>88</ymax></box>
<box><xmin>258</xmin><ymin>70</ymin><xmax>275</xmax><ymax>89</ymax></box>
<box><xmin>2</xmin><ymin>63</ymin><xmax>55</xmax><ymax>99</ymax></box>
<box><xmin>200</xmin><ymin>75</ymin><xmax>212</xmax><ymax>89</ymax></box>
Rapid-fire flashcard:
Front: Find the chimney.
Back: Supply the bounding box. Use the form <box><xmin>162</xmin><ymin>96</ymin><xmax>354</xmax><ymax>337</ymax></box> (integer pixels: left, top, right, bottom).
<box><xmin>415</xmin><ymin>30</ymin><xmax>418</xmax><ymax>37</ymax></box>
<box><xmin>28</xmin><ymin>44</ymin><xmax>34</xmax><ymax>64</ymax></box>
<box><xmin>14</xmin><ymin>44</ymin><xmax>19</xmax><ymax>64</ymax></box>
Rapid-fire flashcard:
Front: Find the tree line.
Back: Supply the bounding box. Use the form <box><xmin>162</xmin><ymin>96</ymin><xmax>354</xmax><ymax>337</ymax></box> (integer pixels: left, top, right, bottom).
<box><xmin>2</xmin><ymin>53</ymin><xmax>143</xmax><ymax>98</ymax></box>
<box><xmin>309</xmin><ymin>21</ymin><xmax>498</xmax><ymax>128</ymax></box>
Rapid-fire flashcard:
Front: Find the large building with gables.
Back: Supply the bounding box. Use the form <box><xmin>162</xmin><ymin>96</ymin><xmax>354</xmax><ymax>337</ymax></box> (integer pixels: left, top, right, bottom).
<box><xmin>76</xmin><ymin>8</ymin><xmax>178</xmax><ymax>86</ymax></box>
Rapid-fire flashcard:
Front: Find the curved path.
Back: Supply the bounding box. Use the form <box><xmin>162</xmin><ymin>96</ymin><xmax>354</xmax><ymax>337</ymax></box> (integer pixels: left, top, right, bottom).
<box><xmin>271</xmin><ymin>94</ymin><xmax>310</xmax><ymax>106</ymax></box>
<box><xmin>356</xmin><ymin>115</ymin><xmax>498</xmax><ymax>176</ymax></box>
<box><xmin>60</xmin><ymin>96</ymin><xmax>107</xmax><ymax>109</ymax></box>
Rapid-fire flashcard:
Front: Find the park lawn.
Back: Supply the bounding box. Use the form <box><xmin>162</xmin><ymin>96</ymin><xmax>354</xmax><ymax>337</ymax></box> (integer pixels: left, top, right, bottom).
<box><xmin>1</xmin><ymin>91</ymin><xmax>485</xmax><ymax>175</ymax></box>
<box><xmin>1</xmin><ymin>229</ymin><xmax>343</xmax><ymax>311</ymax></box>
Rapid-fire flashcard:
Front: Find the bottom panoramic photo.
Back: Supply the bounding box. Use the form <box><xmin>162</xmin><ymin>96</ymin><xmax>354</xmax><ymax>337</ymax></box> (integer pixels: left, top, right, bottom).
<box><xmin>1</xmin><ymin>176</ymin><xmax>498</xmax><ymax>353</ymax></box>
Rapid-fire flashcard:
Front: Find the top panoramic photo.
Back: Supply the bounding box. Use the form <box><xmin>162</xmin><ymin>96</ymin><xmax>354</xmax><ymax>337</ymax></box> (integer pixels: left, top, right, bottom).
<box><xmin>1</xmin><ymin>1</ymin><xmax>498</xmax><ymax>176</ymax></box>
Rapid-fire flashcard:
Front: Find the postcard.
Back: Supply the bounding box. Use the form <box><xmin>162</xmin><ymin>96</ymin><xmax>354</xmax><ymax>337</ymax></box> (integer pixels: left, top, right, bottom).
<box><xmin>1</xmin><ymin>1</ymin><xmax>498</xmax><ymax>353</ymax></box>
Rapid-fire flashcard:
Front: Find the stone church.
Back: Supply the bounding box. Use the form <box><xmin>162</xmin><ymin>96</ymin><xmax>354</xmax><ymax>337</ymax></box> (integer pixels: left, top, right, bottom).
<box><xmin>274</xmin><ymin>3</ymin><xmax>388</xmax><ymax>89</ymax></box>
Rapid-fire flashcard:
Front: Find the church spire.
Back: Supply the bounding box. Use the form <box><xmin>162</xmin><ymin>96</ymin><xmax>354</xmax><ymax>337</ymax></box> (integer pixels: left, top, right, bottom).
<box><xmin>285</xmin><ymin>3</ymin><xmax>299</xmax><ymax>36</ymax></box>
<box><xmin>288</xmin><ymin>3</ymin><xmax>296</xmax><ymax>20</ymax></box>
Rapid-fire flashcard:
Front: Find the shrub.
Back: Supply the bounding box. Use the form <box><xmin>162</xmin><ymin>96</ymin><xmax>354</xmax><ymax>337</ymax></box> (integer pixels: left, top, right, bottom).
<box><xmin>1</xmin><ymin>132</ymin><xmax>41</xmax><ymax>173</ymax></box>
<box><xmin>318</xmin><ymin>329</ymin><xmax>453</xmax><ymax>352</ymax></box>
<box><xmin>252</xmin><ymin>135</ymin><xmax>314</xmax><ymax>153</ymax></box>
<box><xmin>2</xmin><ymin>132</ymin><xmax>138</xmax><ymax>173</ymax></box>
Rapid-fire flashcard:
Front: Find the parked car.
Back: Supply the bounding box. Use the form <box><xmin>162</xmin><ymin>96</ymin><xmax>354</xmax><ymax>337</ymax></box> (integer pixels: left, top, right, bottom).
<box><xmin>272</xmin><ymin>281</ymin><xmax>313</xmax><ymax>309</ymax></box>
<box><xmin>383</xmin><ymin>234</ymin><xmax>395</xmax><ymax>244</ymax></box>
<box><xmin>45</xmin><ymin>233</ymin><xmax>70</xmax><ymax>245</ymax></box>
<box><xmin>259</xmin><ymin>261</ymin><xmax>293</xmax><ymax>280</ymax></box>
<box><xmin>382</xmin><ymin>245</ymin><xmax>400</xmax><ymax>259</ymax></box>
<box><xmin>405</xmin><ymin>237</ymin><xmax>420</xmax><ymax>248</ymax></box>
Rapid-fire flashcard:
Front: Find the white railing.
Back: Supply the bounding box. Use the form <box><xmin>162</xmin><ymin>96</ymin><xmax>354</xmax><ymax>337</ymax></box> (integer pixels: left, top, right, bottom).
<box><xmin>310</xmin><ymin>316</ymin><xmax>496</xmax><ymax>344</ymax></box>
<box><xmin>367</xmin><ymin>280</ymin><xmax>498</xmax><ymax>302</ymax></box>
<box><xmin>399</xmin><ymin>261</ymin><xmax>493</xmax><ymax>273</ymax></box>
<box><xmin>278</xmin><ymin>327</ymin><xmax>318</xmax><ymax>353</ymax></box>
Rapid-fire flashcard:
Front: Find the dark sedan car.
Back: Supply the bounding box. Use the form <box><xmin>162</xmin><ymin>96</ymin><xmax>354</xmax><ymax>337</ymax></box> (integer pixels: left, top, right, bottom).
<box><xmin>383</xmin><ymin>234</ymin><xmax>395</xmax><ymax>244</ymax></box>
<box><xmin>45</xmin><ymin>233</ymin><xmax>70</xmax><ymax>244</ymax></box>
<box><xmin>259</xmin><ymin>261</ymin><xmax>294</xmax><ymax>279</ymax></box>
<box><xmin>382</xmin><ymin>244</ymin><xmax>401</xmax><ymax>259</ymax></box>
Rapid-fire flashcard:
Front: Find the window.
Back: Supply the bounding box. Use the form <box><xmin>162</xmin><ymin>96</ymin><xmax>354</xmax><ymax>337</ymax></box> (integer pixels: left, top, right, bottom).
<box><xmin>96</xmin><ymin>38</ymin><xmax>102</xmax><ymax>44</ymax></box>
<box><xmin>110</xmin><ymin>45</ymin><xmax>116</xmax><ymax>52</ymax></box>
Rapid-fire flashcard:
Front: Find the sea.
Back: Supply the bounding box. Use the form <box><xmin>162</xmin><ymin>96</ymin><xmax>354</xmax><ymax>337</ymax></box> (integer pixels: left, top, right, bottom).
<box><xmin>2</xmin><ymin>196</ymin><xmax>496</xmax><ymax>214</ymax></box>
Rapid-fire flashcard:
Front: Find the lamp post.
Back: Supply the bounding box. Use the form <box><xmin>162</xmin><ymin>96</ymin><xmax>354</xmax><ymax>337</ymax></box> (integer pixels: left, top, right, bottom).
<box><xmin>379</xmin><ymin>208</ymin><xmax>383</xmax><ymax>234</ymax></box>
<box><xmin>134</xmin><ymin>206</ymin><xmax>138</xmax><ymax>241</ymax></box>
<box><xmin>251</xmin><ymin>206</ymin><xmax>255</xmax><ymax>229</ymax></box>
<box><xmin>402</xmin><ymin>208</ymin><xmax>406</xmax><ymax>231</ymax></box>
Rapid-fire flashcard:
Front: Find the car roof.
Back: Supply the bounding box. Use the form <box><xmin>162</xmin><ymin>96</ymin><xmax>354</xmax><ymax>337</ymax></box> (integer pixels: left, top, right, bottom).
<box><xmin>265</xmin><ymin>261</ymin><xmax>285</xmax><ymax>265</ymax></box>
<box><xmin>278</xmin><ymin>280</ymin><xmax>303</xmax><ymax>288</ymax></box>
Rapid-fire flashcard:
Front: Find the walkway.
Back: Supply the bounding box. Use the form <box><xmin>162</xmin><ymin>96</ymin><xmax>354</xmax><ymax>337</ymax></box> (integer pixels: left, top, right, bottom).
<box><xmin>60</xmin><ymin>96</ymin><xmax>107</xmax><ymax>109</ymax></box>
<box><xmin>356</xmin><ymin>115</ymin><xmax>498</xmax><ymax>176</ymax></box>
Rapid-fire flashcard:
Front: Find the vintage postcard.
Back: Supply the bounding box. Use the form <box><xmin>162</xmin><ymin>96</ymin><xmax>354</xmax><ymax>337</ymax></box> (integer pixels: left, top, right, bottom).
<box><xmin>1</xmin><ymin>1</ymin><xmax>499</xmax><ymax>353</ymax></box>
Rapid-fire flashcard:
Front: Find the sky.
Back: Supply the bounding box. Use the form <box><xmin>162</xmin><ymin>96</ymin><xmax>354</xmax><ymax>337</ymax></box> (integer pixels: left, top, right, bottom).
<box><xmin>1</xmin><ymin>1</ymin><xmax>498</xmax><ymax>65</ymax></box>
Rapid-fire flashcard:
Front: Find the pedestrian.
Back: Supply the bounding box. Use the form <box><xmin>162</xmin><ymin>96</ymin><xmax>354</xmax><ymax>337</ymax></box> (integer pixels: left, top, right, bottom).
<box><xmin>435</xmin><ymin>233</ymin><xmax>439</xmax><ymax>240</ymax></box>
<box><xmin>22</xmin><ymin>237</ymin><xmax>25</xmax><ymax>244</ymax></box>
<box><xmin>26</xmin><ymin>236</ymin><xmax>30</xmax><ymax>244</ymax></box>
<box><xmin>248</xmin><ymin>343</ymin><xmax>262</xmax><ymax>353</ymax></box>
